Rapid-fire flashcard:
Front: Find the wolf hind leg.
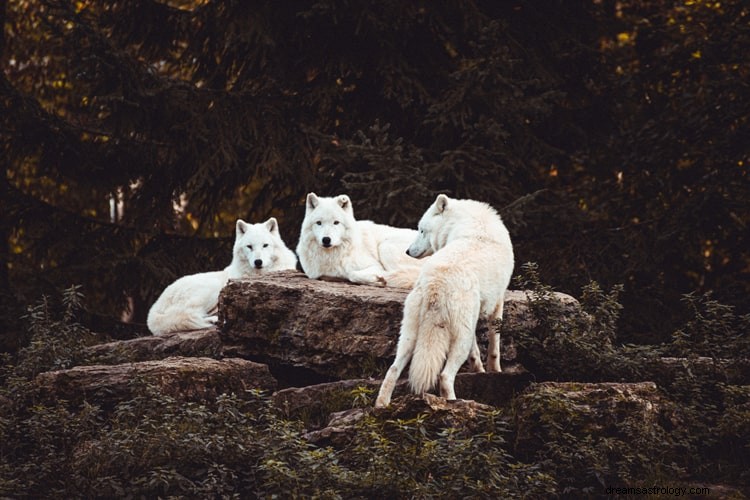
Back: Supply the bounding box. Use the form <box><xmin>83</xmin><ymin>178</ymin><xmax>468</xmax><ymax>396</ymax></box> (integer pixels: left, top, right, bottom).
<box><xmin>467</xmin><ymin>336</ymin><xmax>484</xmax><ymax>373</ymax></box>
<box><xmin>487</xmin><ymin>301</ymin><xmax>504</xmax><ymax>372</ymax></box>
<box><xmin>375</xmin><ymin>293</ymin><xmax>421</xmax><ymax>407</ymax></box>
<box><xmin>348</xmin><ymin>265</ymin><xmax>387</xmax><ymax>286</ymax></box>
<box><xmin>439</xmin><ymin>321</ymin><xmax>477</xmax><ymax>400</ymax></box>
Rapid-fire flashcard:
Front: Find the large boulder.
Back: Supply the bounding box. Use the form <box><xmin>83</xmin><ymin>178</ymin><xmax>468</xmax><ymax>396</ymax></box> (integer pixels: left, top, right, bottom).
<box><xmin>219</xmin><ymin>270</ymin><xmax>577</xmax><ymax>380</ymax></box>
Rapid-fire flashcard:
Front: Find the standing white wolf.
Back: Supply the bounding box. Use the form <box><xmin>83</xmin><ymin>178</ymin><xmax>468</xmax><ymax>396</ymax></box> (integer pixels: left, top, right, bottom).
<box><xmin>375</xmin><ymin>194</ymin><xmax>514</xmax><ymax>407</ymax></box>
<box><xmin>147</xmin><ymin>218</ymin><xmax>298</xmax><ymax>335</ymax></box>
<box><xmin>296</xmin><ymin>193</ymin><xmax>424</xmax><ymax>287</ymax></box>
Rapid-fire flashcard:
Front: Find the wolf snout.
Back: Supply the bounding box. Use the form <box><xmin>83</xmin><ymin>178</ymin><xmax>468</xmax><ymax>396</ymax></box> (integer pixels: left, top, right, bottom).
<box><xmin>322</xmin><ymin>236</ymin><xmax>332</xmax><ymax>247</ymax></box>
<box><xmin>254</xmin><ymin>259</ymin><xmax>263</xmax><ymax>268</ymax></box>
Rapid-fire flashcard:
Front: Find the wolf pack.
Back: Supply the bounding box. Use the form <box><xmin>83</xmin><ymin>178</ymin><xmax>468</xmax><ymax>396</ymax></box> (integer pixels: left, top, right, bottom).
<box><xmin>147</xmin><ymin>193</ymin><xmax>514</xmax><ymax>407</ymax></box>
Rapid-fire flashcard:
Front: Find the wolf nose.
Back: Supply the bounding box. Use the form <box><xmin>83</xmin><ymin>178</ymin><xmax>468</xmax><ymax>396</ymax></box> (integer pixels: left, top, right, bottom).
<box><xmin>254</xmin><ymin>259</ymin><xmax>263</xmax><ymax>268</ymax></box>
<box><xmin>322</xmin><ymin>237</ymin><xmax>331</xmax><ymax>247</ymax></box>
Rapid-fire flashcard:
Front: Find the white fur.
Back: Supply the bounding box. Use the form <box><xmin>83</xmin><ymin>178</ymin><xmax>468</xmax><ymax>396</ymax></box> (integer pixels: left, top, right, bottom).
<box><xmin>147</xmin><ymin>218</ymin><xmax>297</xmax><ymax>335</ymax></box>
<box><xmin>296</xmin><ymin>193</ymin><xmax>424</xmax><ymax>286</ymax></box>
<box><xmin>375</xmin><ymin>194</ymin><xmax>514</xmax><ymax>407</ymax></box>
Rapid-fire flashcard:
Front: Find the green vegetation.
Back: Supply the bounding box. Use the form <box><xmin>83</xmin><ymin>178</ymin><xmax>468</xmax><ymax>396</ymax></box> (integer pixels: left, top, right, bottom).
<box><xmin>1</xmin><ymin>273</ymin><xmax>747</xmax><ymax>497</ymax></box>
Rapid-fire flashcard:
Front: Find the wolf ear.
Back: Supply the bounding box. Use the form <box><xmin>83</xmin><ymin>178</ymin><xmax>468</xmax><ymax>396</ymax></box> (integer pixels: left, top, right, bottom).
<box><xmin>236</xmin><ymin>219</ymin><xmax>250</xmax><ymax>235</ymax></box>
<box><xmin>306</xmin><ymin>193</ymin><xmax>319</xmax><ymax>211</ymax></box>
<box><xmin>337</xmin><ymin>194</ymin><xmax>351</xmax><ymax>211</ymax></box>
<box><xmin>435</xmin><ymin>194</ymin><xmax>449</xmax><ymax>213</ymax></box>
<box><xmin>264</xmin><ymin>217</ymin><xmax>279</xmax><ymax>235</ymax></box>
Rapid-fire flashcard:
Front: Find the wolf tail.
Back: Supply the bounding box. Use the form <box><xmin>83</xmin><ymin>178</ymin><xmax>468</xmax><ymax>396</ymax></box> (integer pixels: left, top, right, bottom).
<box><xmin>147</xmin><ymin>308</ymin><xmax>217</xmax><ymax>335</ymax></box>
<box><xmin>381</xmin><ymin>265</ymin><xmax>422</xmax><ymax>289</ymax></box>
<box><xmin>408</xmin><ymin>278</ymin><xmax>464</xmax><ymax>394</ymax></box>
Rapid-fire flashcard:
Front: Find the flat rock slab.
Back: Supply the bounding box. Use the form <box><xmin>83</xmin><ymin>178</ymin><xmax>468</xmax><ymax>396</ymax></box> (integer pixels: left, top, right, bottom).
<box><xmin>85</xmin><ymin>329</ymin><xmax>222</xmax><ymax>364</ymax></box>
<box><xmin>219</xmin><ymin>270</ymin><xmax>577</xmax><ymax>380</ymax></box>
<box><xmin>34</xmin><ymin>356</ymin><xmax>277</xmax><ymax>409</ymax></box>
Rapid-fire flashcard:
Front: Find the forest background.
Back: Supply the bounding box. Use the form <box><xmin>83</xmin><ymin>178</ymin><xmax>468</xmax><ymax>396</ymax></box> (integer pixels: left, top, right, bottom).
<box><xmin>1</xmin><ymin>0</ymin><xmax>748</xmax><ymax>352</ymax></box>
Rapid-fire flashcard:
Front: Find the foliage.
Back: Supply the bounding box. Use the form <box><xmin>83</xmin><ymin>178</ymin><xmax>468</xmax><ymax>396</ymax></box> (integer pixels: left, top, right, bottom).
<box><xmin>2</xmin><ymin>277</ymin><xmax>750</xmax><ymax>496</ymax></box>
<box><xmin>11</xmin><ymin>285</ymin><xmax>93</xmax><ymax>380</ymax></box>
<box><xmin>510</xmin><ymin>262</ymin><xmax>656</xmax><ymax>382</ymax></box>
<box><xmin>670</xmin><ymin>292</ymin><xmax>750</xmax><ymax>359</ymax></box>
<box><xmin>509</xmin><ymin>263</ymin><xmax>750</xmax><ymax>489</ymax></box>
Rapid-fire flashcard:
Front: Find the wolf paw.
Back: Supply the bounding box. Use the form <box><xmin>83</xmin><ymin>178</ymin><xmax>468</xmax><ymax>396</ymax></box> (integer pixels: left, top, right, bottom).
<box><xmin>374</xmin><ymin>395</ymin><xmax>390</xmax><ymax>408</ymax></box>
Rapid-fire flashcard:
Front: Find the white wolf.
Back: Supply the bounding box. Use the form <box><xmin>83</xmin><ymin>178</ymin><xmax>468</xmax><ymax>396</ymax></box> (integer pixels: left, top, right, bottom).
<box><xmin>296</xmin><ymin>193</ymin><xmax>424</xmax><ymax>287</ymax></box>
<box><xmin>147</xmin><ymin>218</ymin><xmax>297</xmax><ymax>335</ymax></box>
<box><xmin>375</xmin><ymin>194</ymin><xmax>514</xmax><ymax>407</ymax></box>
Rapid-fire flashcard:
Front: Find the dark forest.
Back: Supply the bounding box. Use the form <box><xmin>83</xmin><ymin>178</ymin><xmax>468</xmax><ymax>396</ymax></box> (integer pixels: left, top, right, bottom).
<box><xmin>2</xmin><ymin>0</ymin><xmax>747</xmax><ymax>348</ymax></box>
<box><xmin>1</xmin><ymin>0</ymin><xmax>749</xmax><ymax>496</ymax></box>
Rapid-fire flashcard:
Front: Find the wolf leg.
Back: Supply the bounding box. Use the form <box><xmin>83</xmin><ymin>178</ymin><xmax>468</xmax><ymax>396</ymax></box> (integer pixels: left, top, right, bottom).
<box><xmin>486</xmin><ymin>301</ymin><xmax>504</xmax><ymax>372</ymax></box>
<box><xmin>375</xmin><ymin>293</ymin><xmax>420</xmax><ymax>407</ymax></box>
<box><xmin>439</xmin><ymin>325</ymin><xmax>475</xmax><ymax>400</ymax></box>
<box><xmin>348</xmin><ymin>265</ymin><xmax>387</xmax><ymax>286</ymax></box>
<box><xmin>467</xmin><ymin>336</ymin><xmax>485</xmax><ymax>373</ymax></box>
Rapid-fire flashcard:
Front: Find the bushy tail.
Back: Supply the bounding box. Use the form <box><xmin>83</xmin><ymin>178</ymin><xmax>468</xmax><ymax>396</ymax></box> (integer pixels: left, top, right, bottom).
<box><xmin>408</xmin><ymin>282</ymin><xmax>454</xmax><ymax>394</ymax></box>
<box><xmin>382</xmin><ymin>265</ymin><xmax>422</xmax><ymax>289</ymax></box>
<box><xmin>147</xmin><ymin>309</ymin><xmax>216</xmax><ymax>335</ymax></box>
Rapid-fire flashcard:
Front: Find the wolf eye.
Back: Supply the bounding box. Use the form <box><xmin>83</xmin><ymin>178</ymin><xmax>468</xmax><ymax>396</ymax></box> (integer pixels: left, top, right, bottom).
<box><xmin>247</xmin><ymin>245</ymin><xmax>253</xmax><ymax>250</ymax></box>
<box><xmin>263</xmin><ymin>243</ymin><xmax>269</xmax><ymax>248</ymax></box>
<box><xmin>316</xmin><ymin>221</ymin><xmax>322</xmax><ymax>226</ymax></box>
<box><xmin>333</xmin><ymin>221</ymin><xmax>340</xmax><ymax>225</ymax></box>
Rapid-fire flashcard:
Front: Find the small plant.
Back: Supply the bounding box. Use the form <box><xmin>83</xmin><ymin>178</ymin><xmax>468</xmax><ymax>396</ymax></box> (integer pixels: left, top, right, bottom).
<box><xmin>670</xmin><ymin>291</ymin><xmax>750</xmax><ymax>359</ymax></box>
<box><xmin>13</xmin><ymin>285</ymin><xmax>92</xmax><ymax>379</ymax></box>
<box><xmin>350</xmin><ymin>385</ymin><xmax>375</xmax><ymax>408</ymax></box>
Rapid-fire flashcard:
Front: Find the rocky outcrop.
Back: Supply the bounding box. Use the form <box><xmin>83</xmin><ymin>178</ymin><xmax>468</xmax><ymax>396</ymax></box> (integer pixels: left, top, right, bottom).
<box><xmin>24</xmin><ymin>272</ymin><xmax>749</xmax><ymax>494</ymax></box>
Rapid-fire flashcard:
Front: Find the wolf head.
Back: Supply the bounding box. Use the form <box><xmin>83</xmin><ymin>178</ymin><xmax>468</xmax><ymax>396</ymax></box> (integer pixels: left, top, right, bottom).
<box><xmin>234</xmin><ymin>218</ymin><xmax>287</xmax><ymax>271</ymax></box>
<box><xmin>407</xmin><ymin>194</ymin><xmax>452</xmax><ymax>258</ymax></box>
<box><xmin>302</xmin><ymin>193</ymin><xmax>356</xmax><ymax>249</ymax></box>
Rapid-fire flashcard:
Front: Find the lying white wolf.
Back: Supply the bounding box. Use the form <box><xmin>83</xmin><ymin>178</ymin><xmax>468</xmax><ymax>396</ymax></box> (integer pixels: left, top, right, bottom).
<box><xmin>147</xmin><ymin>218</ymin><xmax>298</xmax><ymax>335</ymax></box>
<box><xmin>375</xmin><ymin>194</ymin><xmax>514</xmax><ymax>407</ymax></box>
<box><xmin>296</xmin><ymin>193</ymin><xmax>423</xmax><ymax>287</ymax></box>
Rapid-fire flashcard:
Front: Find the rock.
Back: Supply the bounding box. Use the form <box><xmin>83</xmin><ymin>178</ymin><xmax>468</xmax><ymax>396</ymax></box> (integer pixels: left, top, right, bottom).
<box><xmin>514</xmin><ymin>381</ymin><xmax>675</xmax><ymax>457</ymax></box>
<box><xmin>33</xmin><ymin>356</ymin><xmax>277</xmax><ymax>409</ymax></box>
<box><xmin>85</xmin><ymin>329</ymin><xmax>222</xmax><ymax>364</ymax></box>
<box><xmin>646</xmin><ymin>357</ymin><xmax>750</xmax><ymax>386</ymax></box>
<box><xmin>273</xmin><ymin>378</ymin><xmax>386</xmax><ymax>429</ymax></box>
<box><xmin>219</xmin><ymin>270</ymin><xmax>577</xmax><ymax>380</ymax></box>
<box><xmin>272</xmin><ymin>369</ymin><xmax>533</xmax><ymax>431</ymax></box>
<box><xmin>304</xmin><ymin>393</ymin><xmax>497</xmax><ymax>448</ymax></box>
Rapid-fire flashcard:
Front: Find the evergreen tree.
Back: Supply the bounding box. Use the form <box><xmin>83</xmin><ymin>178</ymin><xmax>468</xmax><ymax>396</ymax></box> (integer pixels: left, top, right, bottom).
<box><xmin>1</xmin><ymin>0</ymin><xmax>748</xmax><ymax>350</ymax></box>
